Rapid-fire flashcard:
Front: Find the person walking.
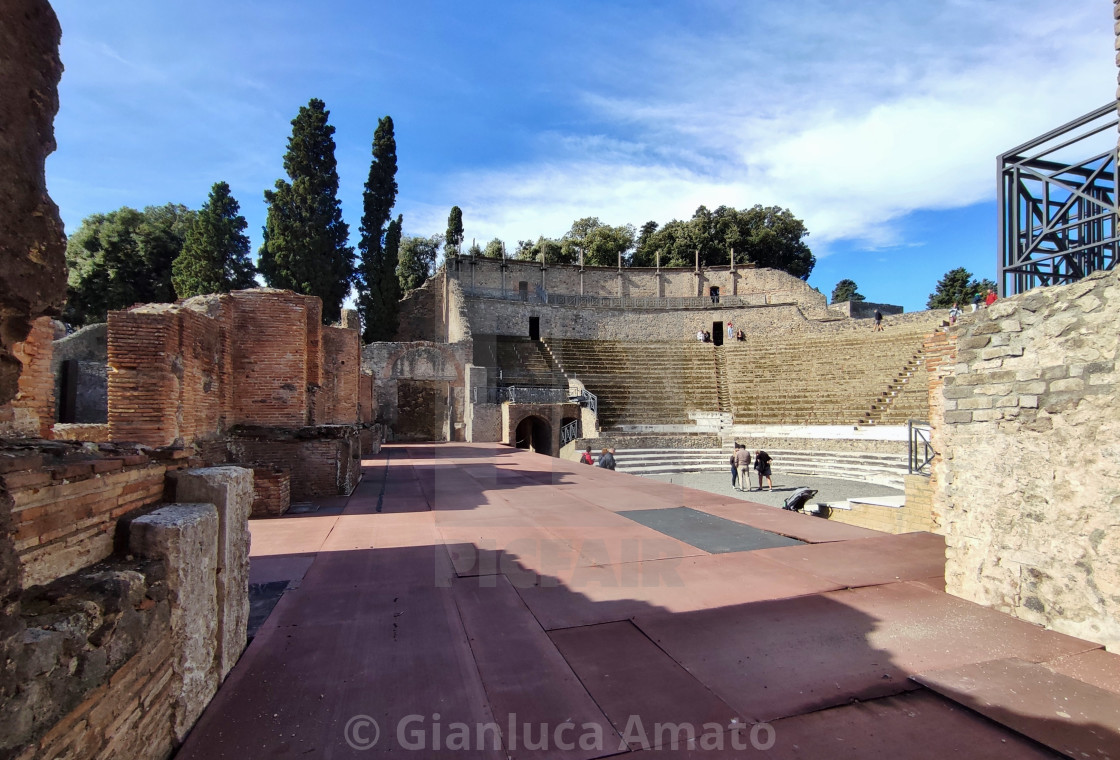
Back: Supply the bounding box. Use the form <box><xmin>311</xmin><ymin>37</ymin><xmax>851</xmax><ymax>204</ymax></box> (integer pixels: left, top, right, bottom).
<box><xmin>729</xmin><ymin>444</ymin><xmax>739</xmax><ymax>490</ymax></box>
<box><xmin>754</xmin><ymin>450</ymin><xmax>773</xmax><ymax>491</ymax></box>
<box><xmin>949</xmin><ymin>303</ymin><xmax>961</xmax><ymax>325</ymax></box>
<box><xmin>971</xmin><ymin>292</ymin><xmax>982</xmax><ymax>312</ymax></box>
<box><xmin>873</xmin><ymin>309</ymin><xmax>883</xmax><ymax>332</ymax></box>
<box><xmin>734</xmin><ymin>445</ymin><xmax>752</xmax><ymax>492</ymax></box>
<box><xmin>984</xmin><ymin>289</ymin><xmax>997</xmax><ymax>308</ymax></box>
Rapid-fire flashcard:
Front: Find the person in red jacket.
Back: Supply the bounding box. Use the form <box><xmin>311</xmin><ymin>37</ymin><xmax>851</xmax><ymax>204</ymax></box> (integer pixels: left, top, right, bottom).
<box><xmin>580</xmin><ymin>446</ymin><xmax>594</xmax><ymax>465</ymax></box>
<box><xmin>984</xmin><ymin>289</ymin><xmax>997</xmax><ymax>307</ymax></box>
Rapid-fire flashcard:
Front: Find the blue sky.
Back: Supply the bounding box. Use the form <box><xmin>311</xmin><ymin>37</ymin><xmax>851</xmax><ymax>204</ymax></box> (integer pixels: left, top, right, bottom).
<box><xmin>47</xmin><ymin>0</ymin><xmax>1116</xmax><ymax>311</ymax></box>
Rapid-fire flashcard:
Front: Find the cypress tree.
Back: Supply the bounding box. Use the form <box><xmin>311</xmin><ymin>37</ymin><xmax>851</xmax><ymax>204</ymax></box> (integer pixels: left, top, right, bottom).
<box><xmin>445</xmin><ymin>206</ymin><xmax>464</xmax><ymax>257</ymax></box>
<box><xmin>259</xmin><ymin>98</ymin><xmax>353</xmax><ymax>323</ymax></box>
<box><xmin>172</xmin><ymin>182</ymin><xmax>256</xmax><ymax>298</ymax></box>
<box><xmin>357</xmin><ymin>115</ymin><xmax>399</xmax><ymax>341</ymax></box>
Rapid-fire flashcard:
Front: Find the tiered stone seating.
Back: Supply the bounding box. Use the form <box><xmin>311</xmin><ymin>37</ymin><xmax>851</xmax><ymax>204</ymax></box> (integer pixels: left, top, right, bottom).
<box><xmin>474</xmin><ymin>335</ymin><xmax>566</xmax><ymax>387</ymax></box>
<box><xmin>545</xmin><ymin>339</ymin><xmax>721</xmax><ymax>427</ymax></box>
<box><xmin>723</xmin><ymin>323</ymin><xmax>938</xmax><ymax>425</ymax></box>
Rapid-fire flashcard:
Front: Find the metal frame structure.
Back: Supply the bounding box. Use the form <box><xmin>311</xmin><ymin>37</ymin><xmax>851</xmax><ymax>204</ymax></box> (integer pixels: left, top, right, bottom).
<box><xmin>999</xmin><ymin>104</ymin><xmax>1119</xmax><ymax>296</ymax></box>
<box><xmin>560</xmin><ymin>419</ymin><xmax>581</xmax><ymax>446</ymax></box>
<box><xmin>907</xmin><ymin>420</ymin><xmax>935</xmax><ymax>477</ymax></box>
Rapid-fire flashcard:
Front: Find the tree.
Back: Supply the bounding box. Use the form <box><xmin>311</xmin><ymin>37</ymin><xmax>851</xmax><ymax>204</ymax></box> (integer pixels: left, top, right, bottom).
<box><xmin>465</xmin><ymin>240</ymin><xmax>483</xmax><ymax>258</ymax></box>
<box><xmin>927</xmin><ymin>267</ymin><xmax>997</xmax><ymax>309</ymax></box>
<box><xmin>172</xmin><ymin>182</ymin><xmax>256</xmax><ymax>298</ymax></box>
<box><xmin>379</xmin><ymin>215</ymin><xmax>403</xmax><ymax>337</ymax></box>
<box><xmin>482</xmin><ymin>238</ymin><xmax>505</xmax><ymax>258</ymax></box>
<box><xmin>515</xmin><ymin>236</ymin><xmax>567</xmax><ymax>264</ymax></box>
<box><xmin>559</xmin><ymin>217</ymin><xmax>635</xmax><ymax>267</ymax></box>
<box><xmin>65</xmin><ymin>203</ymin><xmax>195</xmax><ymax>325</ymax></box>
<box><xmin>357</xmin><ymin>116</ymin><xmax>400</xmax><ymax>341</ymax></box>
<box><xmin>831</xmin><ymin>279</ymin><xmax>865</xmax><ymax>304</ymax></box>
<box><xmin>259</xmin><ymin>98</ymin><xmax>353</xmax><ymax>324</ymax></box>
<box><xmin>444</xmin><ymin>206</ymin><xmax>464</xmax><ymax>257</ymax></box>
<box><xmin>397</xmin><ymin>234</ymin><xmax>443</xmax><ymax>294</ymax></box>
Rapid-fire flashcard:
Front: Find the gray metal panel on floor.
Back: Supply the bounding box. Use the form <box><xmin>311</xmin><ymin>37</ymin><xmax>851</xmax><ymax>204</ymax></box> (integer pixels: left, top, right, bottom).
<box><xmin>617</xmin><ymin>507</ymin><xmax>804</xmax><ymax>553</ymax></box>
<box><xmin>913</xmin><ymin>657</ymin><xmax>1120</xmax><ymax>760</ymax></box>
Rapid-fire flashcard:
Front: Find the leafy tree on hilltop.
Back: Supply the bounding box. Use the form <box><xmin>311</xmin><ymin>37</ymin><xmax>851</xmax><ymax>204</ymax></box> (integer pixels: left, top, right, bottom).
<box><xmin>357</xmin><ymin>116</ymin><xmax>400</xmax><ymax>341</ymax></box>
<box><xmin>516</xmin><ymin>236</ymin><xmax>567</xmax><ymax>264</ymax></box>
<box><xmin>444</xmin><ymin>206</ymin><xmax>464</xmax><ymax>257</ymax></box>
<box><xmin>397</xmin><ymin>234</ymin><xmax>443</xmax><ymax>294</ymax></box>
<box><xmin>927</xmin><ymin>267</ymin><xmax>997</xmax><ymax>309</ymax></box>
<box><xmin>831</xmin><ymin>279</ymin><xmax>865</xmax><ymax>304</ymax></box>
<box><xmin>482</xmin><ymin>238</ymin><xmax>506</xmax><ymax>259</ymax></box>
<box><xmin>172</xmin><ymin>182</ymin><xmax>256</xmax><ymax>298</ymax></box>
<box><xmin>65</xmin><ymin>203</ymin><xmax>195</xmax><ymax>325</ymax></box>
<box><xmin>636</xmin><ymin>205</ymin><xmax>814</xmax><ymax>278</ymax></box>
<box><xmin>560</xmin><ymin>217</ymin><xmax>635</xmax><ymax>267</ymax></box>
<box><xmin>259</xmin><ymin>98</ymin><xmax>353</xmax><ymax>324</ymax></box>
<box><xmin>465</xmin><ymin>240</ymin><xmax>483</xmax><ymax>257</ymax></box>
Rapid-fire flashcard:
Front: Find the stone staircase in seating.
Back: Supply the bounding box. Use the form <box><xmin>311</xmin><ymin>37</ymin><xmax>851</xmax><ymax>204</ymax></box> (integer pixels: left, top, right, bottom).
<box><xmin>474</xmin><ymin>335</ymin><xmax>567</xmax><ymax>387</ymax></box>
<box><xmin>612</xmin><ymin>446</ymin><xmax>908</xmax><ymax>488</ymax></box>
<box><xmin>544</xmin><ymin>338</ymin><xmax>720</xmax><ymax>428</ymax></box>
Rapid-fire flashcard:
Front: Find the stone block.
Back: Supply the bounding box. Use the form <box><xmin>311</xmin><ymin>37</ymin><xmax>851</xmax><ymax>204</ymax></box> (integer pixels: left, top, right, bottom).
<box><xmin>1017</xmin><ymin>380</ymin><xmax>1047</xmax><ymax>395</ymax></box>
<box><xmin>1018</xmin><ymin>395</ymin><xmax>1039</xmax><ymax>408</ymax></box>
<box><xmin>129</xmin><ymin>503</ymin><xmax>219</xmax><ymax>742</ymax></box>
<box><xmin>997</xmin><ymin>319</ymin><xmax>1022</xmax><ymax>333</ymax></box>
<box><xmin>981</xmin><ymin>345</ymin><xmax>1024</xmax><ymax>360</ymax></box>
<box><xmin>943</xmin><ymin>410</ymin><xmax>973</xmax><ymax>424</ymax></box>
<box><xmin>169</xmin><ymin>467</ymin><xmax>253</xmax><ymax>681</ymax></box>
<box><xmin>1049</xmin><ymin>377</ymin><xmax>1085</xmax><ymax>393</ymax></box>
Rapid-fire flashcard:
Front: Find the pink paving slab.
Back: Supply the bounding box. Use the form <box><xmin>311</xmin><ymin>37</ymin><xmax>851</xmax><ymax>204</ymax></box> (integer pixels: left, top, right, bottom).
<box><xmin>438</xmin><ymin>525</ymin><xmax>585</xmax><ymax>581</ymax></box>
<box><xmin>317</xmin><ymin>512</ymin><xmax>441</xmax><ymax>552</ymax></box>
<box><xmin>632</xmin><ymin>581</ymin><xmax>1101</xmax><ymax>724</ymax></box>
<box><xmin>176</xmin><ymin>583</ymin><xmax>502</xmax><ymax>759</ymax></box>
<box><xmin>513</xmin><ymin>551</ymin><xmax>842</xmax><ymax>631</ymax></box>
<box><xmin>549</xmin><ymin>621</ymin><xmax>744</xmax><ymax>747</ymax></box>
<box><xmin>1045</xmin><ymin>648</ymin><xmax>1120</xmax><ymax>697</ymax></box>
<box><xmin>298</xmin><ymin>543</ymin><xmax>457</xmax><ymax>589</ymax></box>
<box><xmin>697</xmin><ymin>500</ymin><xmax>885</xmax><ymax>543</ymax></box>
<box><xmin>248</xmin><ymin>514</ymin><xmax>339</xmax><ymax>557</ymax></box>
<box><xmin>913</xmin><ymin>657</ymin><xmax>1120</xmax><ymax>760</ymax></box>
<box><xmin>622</xmin><ymin>690</ymin><xmax>1062</xmax><ymax>759</ymax></box>
<box><xmin>754</xmin><ymin>531</ymin><xmax>945</xmax><ymax>587</ymax></box>
<box><xmin>451</xmin><ymin>576</ymin><xmax>625</xmax><ymax>760</ymax></box>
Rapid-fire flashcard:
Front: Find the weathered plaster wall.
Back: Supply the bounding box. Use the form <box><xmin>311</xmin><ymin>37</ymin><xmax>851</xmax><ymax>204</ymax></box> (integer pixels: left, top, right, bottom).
<box><xmin>52</xmin><ymin>322</ymin><xmax>108</xmax><ymax>424</ymax></box>
<box><xmin>933</xmin><ymin>268</ymin><xmax>1120</xmax><ymax>651</ymax></box>
<box><xmin>362</xmin><ymin>341</ymin><xmax>470</xmax><ymax>441</ymax></box>
<box><xmin>0</xmin><ymin>0</ymin><xmax>67</xmax><ymax>407</ymax></box>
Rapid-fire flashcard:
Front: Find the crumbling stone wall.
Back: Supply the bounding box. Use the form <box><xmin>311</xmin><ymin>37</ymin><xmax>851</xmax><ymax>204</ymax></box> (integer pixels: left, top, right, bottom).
<box><xmin>362</xmin><ymin>341</ymin><xmax>470</xmax><ymax>441</ymax></box>
<box><xmin>0</xmin><ymin>0</ymin><xmax>67</xmax><ymax>408</ymax></box>
<box><xmin>933</xmin><ymin>268</ymin><xmax>1120</xmax><ymax>651</ymax></box>
<box><xmin>51</xmin><ymin>322</ymin><xmax>109</xmax><ymax>425</ymax></box>
<box><xmin>0</xmin><ymin>316</ymin><xmax>57</xmax><ymax>438</ymax></box>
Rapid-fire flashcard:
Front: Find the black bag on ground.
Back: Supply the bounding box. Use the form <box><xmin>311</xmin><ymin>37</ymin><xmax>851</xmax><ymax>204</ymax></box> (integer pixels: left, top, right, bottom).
<box><xmin>783</xmin><ymin>488</ymin><xmax>818</xmax><ymax>511</ymax></box>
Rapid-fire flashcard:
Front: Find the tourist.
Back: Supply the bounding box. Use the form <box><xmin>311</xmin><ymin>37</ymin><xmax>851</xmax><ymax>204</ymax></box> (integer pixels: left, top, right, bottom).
<box><xmin>597</xmin><ymin>447</ymin><xmax>616</xmax><ymax>470</ymax></box>
<box><xmin>754</xmin><ymin>450</ymin><xmax>773</xmax><ymax>491</ymax></box>
<box><xmin>729</xmin><ymin>444</ymin><xmax>739</xmax><ymax>490</ymax></box>
<box><xmin>696</xmin><ymin>329</ymin><xmax>705</xmax><ymax>341</ymax></box>
<box><xmin>971</xmin><ymin>292</ymin><xmax>982</xmax><ymax>312</ymax></box>
<box><xmin>873</xmin><ymin>309</ymin><xmax>883</xmax><ymax>332</ymax></box>
<box><xmin>985</xmin><ymin>289</ymin><xmax>997</xmax><ymax>308</ymax></box>
<box><xmin>703</xmin><ymin>330</ymin><xmax>711</xmax><ymax>343</ymax></box>
<box><xmin>580</xmin><ymin>446</ymin><xmax>594</xmax><ymax>465</ymax></box>
<box><xmin>734</xmin><ymin>445</ymin><xmax>752</xmax><ymax>492</ymax></box>
<box><xmin>736</xmin><ymin>328</ymin><xmax>745</xmax><ymax>341</ymax></box>
<box><xmin>726</xmin><ymin>322</ymin><xmax>734</xmax><ymax>340</ymax></box>
<box><xmin>949</xmin><ymin>303</ymin><xmax>961</xmax><ymax>325</ymax></box>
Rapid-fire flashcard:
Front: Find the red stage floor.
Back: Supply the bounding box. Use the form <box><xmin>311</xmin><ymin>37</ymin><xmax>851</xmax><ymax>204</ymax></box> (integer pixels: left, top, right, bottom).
<box><xmin>176</xmin><ymin>443</ymin><xmax>1117</xmax><ymax>759</ymax></box>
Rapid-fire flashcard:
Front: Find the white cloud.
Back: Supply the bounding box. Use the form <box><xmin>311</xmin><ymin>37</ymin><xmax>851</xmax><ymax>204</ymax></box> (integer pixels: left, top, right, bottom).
<box><xmin>408</xmin><ymin>0</ymin><xmax>1116</xmax><ymax>255</ymax></box>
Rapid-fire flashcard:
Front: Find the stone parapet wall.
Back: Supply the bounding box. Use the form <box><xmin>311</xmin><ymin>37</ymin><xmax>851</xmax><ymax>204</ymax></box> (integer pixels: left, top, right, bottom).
<box><xmin>449</xmin><ymin>258</ymin><xmax>828</xmax><ymax>310</ymax></box>
<box><xmin>933</xmin><ymin>268</ymin><xmax>1120</xmax><ymax>651</ymax></box>
<box><xmin>221</xmin><ymin>426</ymin><xmax>362</xmax><ymax>499</ymax></box>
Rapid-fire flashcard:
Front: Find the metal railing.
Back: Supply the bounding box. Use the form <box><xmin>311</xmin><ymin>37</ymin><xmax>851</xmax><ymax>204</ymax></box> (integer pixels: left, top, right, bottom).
<box><xmin>999</xmin><ymin>103</ymin><xmax>1118</xmax><ymax>296</ymax></box>
<box><xmin>560</xmin><ymin>419</ymin><xmax>581</xmax><ymax>446</ymax></box>
<box><xmin>471</xmin><ymin>386</ymin><xmax>572</xmax><ymax>405</ymax></box>
<box><xmin>908</xmin><ymin>419</ymin><xmax>935</xmax><ymax>476</ymax></box>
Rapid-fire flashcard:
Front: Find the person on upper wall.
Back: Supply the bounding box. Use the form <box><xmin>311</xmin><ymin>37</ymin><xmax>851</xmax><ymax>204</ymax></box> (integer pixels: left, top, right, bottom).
<box><xmin>985</xmin><ymin>289</ymin><xmax>998</xmax><ymax>308</ymax></box>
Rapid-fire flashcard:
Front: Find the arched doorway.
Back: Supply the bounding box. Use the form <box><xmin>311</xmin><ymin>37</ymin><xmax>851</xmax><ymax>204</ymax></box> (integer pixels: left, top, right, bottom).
<box><xmin>514</xmin><ymin>415</ymin><xmax>552</xmax><ymax>455</ymax></box>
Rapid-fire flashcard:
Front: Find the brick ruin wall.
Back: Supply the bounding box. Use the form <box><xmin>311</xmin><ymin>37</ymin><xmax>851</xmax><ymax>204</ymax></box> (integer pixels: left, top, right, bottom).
<box><xmin>0</xmin><ymin>316</ymin><xmax>58</xmax><ymax>438</ymax></box>
<box><xmin>250</xmin><ymin>466</ymin><xmax>290</xmax><ymax>517</ymax></box>
<box><xmin>318</xmin><ymin>326</ymin><xmax>360</xmax><ymax>425</ymax></box>
<box><xmin>932</xmin><ymin>268</ymin><xmax>1120</xmax><ymax>651</ymax></box>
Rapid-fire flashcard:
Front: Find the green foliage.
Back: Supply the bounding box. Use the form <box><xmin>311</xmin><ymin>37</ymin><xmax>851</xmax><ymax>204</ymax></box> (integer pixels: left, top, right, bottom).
<box><xmin>172</xmin><ymin>182</ymin><xmax>255</xmax><ymax>299</ymax></box>
<box><xmin>465</xmin><ymin>240</ymin><xmax>483</xmax><ymax>257</ymax></box>
<box><xmin>444</xmin><ymin>206</ymin><xmax>464</xmax><ymax>256</ymax></box>
<box><xmin>259</xmin><ymin>98</ymin><xmax>354</xmax><ymax>324</ymax></box>
<box><xmin>482</xmin><ymin>238</ymin><xmax>506</xmax><ymax>259</ymax></box>
<box><xmin>927</xmin><ymin>267</ymin><xmax>997</xmax><ymax>309</ymax></box>
<box><xmin>635</xmin><ymin>205</ymin><xmax>814</xmax><ymax>278</ymax></box>
<box><xmin>379</xmin><ymin>215</ymin><xmax>403</xmax><ymax>337</ymax></box>
<box><xmin>357</xmin><ymin>115</ymin><xmax>399</xmax><ymax>341</ymax></box>
<box><xmin>65</xmin><ymin>203</ymin><xmax>195</xmax><ymax>325</ymax></box>
<box><xmin>515</xmin><ymin>237</ymin><xmax>568</xmax><ymax>264</ymax></box>
<box><xmin>397</xmin><ymin>234</ymin><xmax>443</xmax><ymax>294</ymax></box>
<box><xmin>559</xmin><ymin>217</ymin><xmax>635</xmax><ymax>267</ymax></box>
<box><xmin>831</xmin><ymin>279</ymin><xmax>865</xmax><ymax>304</ymax></box>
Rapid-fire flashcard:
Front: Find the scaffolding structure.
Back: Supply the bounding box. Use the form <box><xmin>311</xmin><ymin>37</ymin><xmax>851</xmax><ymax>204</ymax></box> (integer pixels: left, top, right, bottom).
<box><xmin>998</xmin><ymin>104</ymin><xmax>1119</xmax><ymax>296</ymax></box>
